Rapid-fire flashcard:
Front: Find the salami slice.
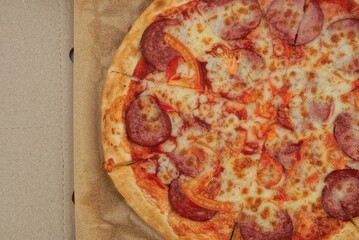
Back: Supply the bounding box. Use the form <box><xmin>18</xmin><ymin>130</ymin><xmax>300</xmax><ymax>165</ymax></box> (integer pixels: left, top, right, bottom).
<box><xmin>267</xmin><ymin>0</ymin><xmax>305</xmax><ymax>45</ymax></box>
<box><xmin>267</xmin><ymin>0</ymin><xmax>324</xmax><ymax>45</ymax></box>
<box><xmin>168</xmin><ymin>151</ymin><xmax>200</xmax><ymax>177</ymax></box>
<box><xmin>322</xmin><ymin>18</ymin><xmax>359</xmax><ymax>72</ymax></box>
<box><xmin>322</xmin><ymin>169</ymin><xmax>359</xmax><ymax>220</ymax></box>
<box><xmin>140</xmin><ymin>20</ymin><xmax>179</xmax><ymax>71</ymax></box>
<box><xmin>199</xmin><ymin>0</ymin><xmax>262</xmax><ymax>40</ymax></box>
<box><xmin>295</xmin><ymin>1</ymin><xmax>324</xmax><ymax>45</ymax></box>
<box><xmin>125</xmin><ymin>95</ymin><xmax>172</xmax><ymax>147</ymax></box>
<box><xmin>333</xmin><ymin>112</ymin><xmax>359</xmax><ymax>161</ymax></box>
<box><xmin>239</xmin><ymin>209</ymin><xmax>294</xmax><ymax>240</ymax></box>
<box><xmin>274</xmin><ymin>143</ymin><xmax>301</xmax><ymax>171</ymax></box>
<box><xmin>309</xmin><ymin>99</ymin><xmax>333</xmax><ymax>122</ymax></box>
<box><xmin>168</xmin><ymin>178</ymin><xmax>217</xmax><ymax>221</ymax></box>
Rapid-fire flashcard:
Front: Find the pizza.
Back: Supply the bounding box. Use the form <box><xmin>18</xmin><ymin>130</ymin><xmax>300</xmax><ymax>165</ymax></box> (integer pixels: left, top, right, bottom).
<box><xmin>100</xmin><ymin>0</ymin><xmax>359</xmax><ymax>239</ymax></box>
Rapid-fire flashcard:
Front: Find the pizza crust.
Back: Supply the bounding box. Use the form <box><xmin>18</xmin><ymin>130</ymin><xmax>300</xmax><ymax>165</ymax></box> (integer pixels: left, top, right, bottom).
<box><xmin>331</xmin><ymin>221</ymin><xmax>359</xmax><ymax>239</ymax></box>
<box><xmin>101</xmin><ymin>1</ymin><xmax>196</xmax><ymax>239</ymax></box>
<box><xmin>101</xmin><ymin>0</ymin><xmax>192</xmax><ymax>111</ymax></box>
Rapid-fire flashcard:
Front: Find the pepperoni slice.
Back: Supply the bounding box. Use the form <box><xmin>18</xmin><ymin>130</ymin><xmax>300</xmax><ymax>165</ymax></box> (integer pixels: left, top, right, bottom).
<box><xmin>274</xmin><ymin>143</ymin><xmax>301</xmax><ymax>171</ymax></box>
<box><xmin>199</xmin><ymin>0</ymin><xmax>262</xmax><ymax>40</ymax></box>
<box><xmin>267</xmin><ymin>0</ymin><xmax>305</xmax><ymax>44</ymax></box>
<box><xmin>140</xmin><ymin>20</ymin><xmax>179</xmax><ymax>71</ymax></box>
<box><xmin>333</xmin><ymin>112</ymin><xmax>359</xmax><ymax>161</ymax></box>
<box><xmin>267</xmin><ymin>0</ymin><xmax>323</xmax><ymax>45</ymax></box>
<box><xmin>322</xmin><ymin>18</ymin><xmax>359</xmax><ymax>72</ymax></box>
<box><xmin>168</xmin><ymin>151</ymin><xmax>200</xmax><ymax>177</ymax></box>
<box><xmin>169</xmin><ymin>138</ymin><xmax>220</xmax><ymax>177</ymax></box>
<box><xmin>125</xmin><ymin>95</ymin><xmax>172</xmax><ymax>147</ymax></box>
<box><xmin>168</xmin><ymin>178</ymin><xmax>217</xmax><ymax>221</ymax></box>
<box><xmin>295</xmin><ymin>1</ymin><xmax>324</xmax><ymax>45</ymax></box>
<box><xmin>239</xmin><ymin>209</ymin><xmax>294</xmax><ymax>240</ymax></box>
<box><xmin>322</xmin><ymin>169</ymin><xmax>359</xmax><ymax>220</ymax></box>
<box><xmin>309</xmin><ymin>99</ymin><xmax>333</xmax><ymax>122</ymax></box>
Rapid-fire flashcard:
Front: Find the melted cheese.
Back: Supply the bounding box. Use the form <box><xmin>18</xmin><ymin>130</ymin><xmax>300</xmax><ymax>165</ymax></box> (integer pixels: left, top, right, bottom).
<box><xmin>199</xmin><ymin>0</ymin><xmax>261</xmax><ymax>40</ymax></box>
<box><xmin>143</xmin><ymin>81</ymin><xmax>200</xmax><ymax>118</ymax></box>
<box><xmin>159</xmin><ymin>139</ymin><xmax>177</xmax><ymax>153</ymax></box>
<box><xmin>205</xmin><ymin>54</ymin><xmax>248</xmax><ymax>99</ymax></box>
<box><xmin>157</xmin><ymin>154</ymin><xmax>179</xmax><ymax>184</ymax></box>
<box><xmin>165</xmin><ymin>11</ymin><xmax>226</xmax><ymax>58</ymax></box>
<box><xmin>193</xmin><ymin>99</ymin><xmax>224</xmax><ymax>125</ymax></box>
<box><xmin>216</xmin><ymin>156</ymin><xmax>259</xmax><ymax>202</ymax></box>
<box><xmin>243</xmin><ymin>202</ymin><xmax>284</xmax><ymax>231</ymax></box>
<box><xmin>168</xmin><ymin>111</ymin><xmax>184</xmax><ymax>137</ymax></box>
<box><xmin>321</xmin><ymin>20</ymin><xmax>359</xmax><ymax>72</ymax></box>
<box><xmin>219</xmin><ymin>114</ymin><xmax>241</xmax><ymax>140</ymax></box>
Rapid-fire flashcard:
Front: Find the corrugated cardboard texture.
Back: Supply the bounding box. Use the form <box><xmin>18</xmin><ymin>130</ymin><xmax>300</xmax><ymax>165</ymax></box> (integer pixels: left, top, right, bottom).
<box><xmin>74</xmin><ymin>0</ymin><xmax>162</xmax><ymax>239</ymax></box>
<box><xmin>0</xmin><ymin>1</ymin><xmax>74</xmax><ymax>239</ymax></box>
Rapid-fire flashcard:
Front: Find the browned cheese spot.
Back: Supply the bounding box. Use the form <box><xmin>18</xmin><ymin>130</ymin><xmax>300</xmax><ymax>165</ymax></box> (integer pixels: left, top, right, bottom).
<box><xmin>205</xmin><ymin>135</ymin><xmax>214</xmax><ymax>143</ymax></box>
<box><xmin>311</xmin><ymin>86</ymin><xmax>317</xmax><ymax>94</ymax></box>
<box><xmin>341</xmin><ymin>94</ymin><xmax>350</xmax><ymax>103</ymax></box>
<box><xmin>322</xmin><ymin>41</ymin><xmax>330</xmax><ymax>48</ymax></box>
<box><xmin>238</xmin><ymin>7</ymin><xmax>249</xmax><ymax>14</ymax></box>
<box><xmin>253</xmin><ymin>198</ymin><xmax>262</xmax><ymax>211</ymax></box>
<box><xmin>197</xmin><ymin>23</ymin><xmax>204</xmax><ymax>33</ymax></box>
<box><xmin>224</xmin><ymin>18</ymin><xmax>231</xmax><ymax>26</ymax></box>
<box><xmin>261</xmin><ymin>207</ymin><xmax>270</xmax><ymax>219</ymax></box>
<box><xmin>284</xmin><ymin>9</ymin><xmax>293</xmax><ymax>17</ymax></box>
<box><xmin>202</xmin><ymin>37</ymin><xmax>212</xmax><ymax>46</ymax></box>
<box><xmin>348</xmin><ymin>31</ymin><xmax>355</xmax><ymax>40</ymax></box>
<box><xmin>309</xmin><ymin>48</ymin><xmax>318</xmax><ymax>55</ymax></box>
<box><xmin>308</xmin><ymin>72</ymin><xmax>316</xmax><ymax>81</ymax></box>
<box><xmin>175</xmin><ymin>102</ymin><xmax>182</xmax><ymax>109</ymax></box>
<box><xmin>233</xmin><ymin>157</ymin><xmax>254</xmax><ymax>178</ymax></box>
<box><xmin>209</xmin><ymin>15</ymin><xmax>218</xmax><ymax>21</ymax></box>
<box><xmin>269</xmin><ymin>62</ymin><xmax>277</xmax><ymax>71</ymax></box>
<box><xmin>227</xmin><ymin>180</ymin><xmax>234</xmax><ymax>192</ymax></box>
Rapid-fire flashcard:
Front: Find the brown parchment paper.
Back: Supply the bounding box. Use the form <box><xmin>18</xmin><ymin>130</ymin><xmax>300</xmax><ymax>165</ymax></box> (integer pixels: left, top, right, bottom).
<box><xmin>74</xmin><ymin>0</ymin><xmax>162</xmax><ymax>239</ymax></box>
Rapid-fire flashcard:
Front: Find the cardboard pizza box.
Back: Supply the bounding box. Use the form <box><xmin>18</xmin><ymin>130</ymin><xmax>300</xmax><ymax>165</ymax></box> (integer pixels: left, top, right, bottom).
<box><xmin>0</xmin><ymin>1</ymin><xmax>74</xmax><ymax>239</ymax></box>
<box><xmin>74</xmin><ymin>0</ymin><xmax>162</xmax><ymax>239</ymax></box>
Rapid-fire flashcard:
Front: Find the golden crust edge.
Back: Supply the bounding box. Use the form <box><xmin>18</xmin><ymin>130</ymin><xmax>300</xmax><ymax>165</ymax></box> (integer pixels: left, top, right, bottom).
<box><xmin>330</xmin><ymin>221</ymin><xmax>359</xmax><ymax>239</ymax></box>
<box><xmin>100</xmin><ymin>0</ymin><xmax>193</xmax><ymax>240</ymax></box>
<box><xmin>101</xmin><ymin>0</ymin><xmax>193</xmax><ymax>112</ymax></box>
